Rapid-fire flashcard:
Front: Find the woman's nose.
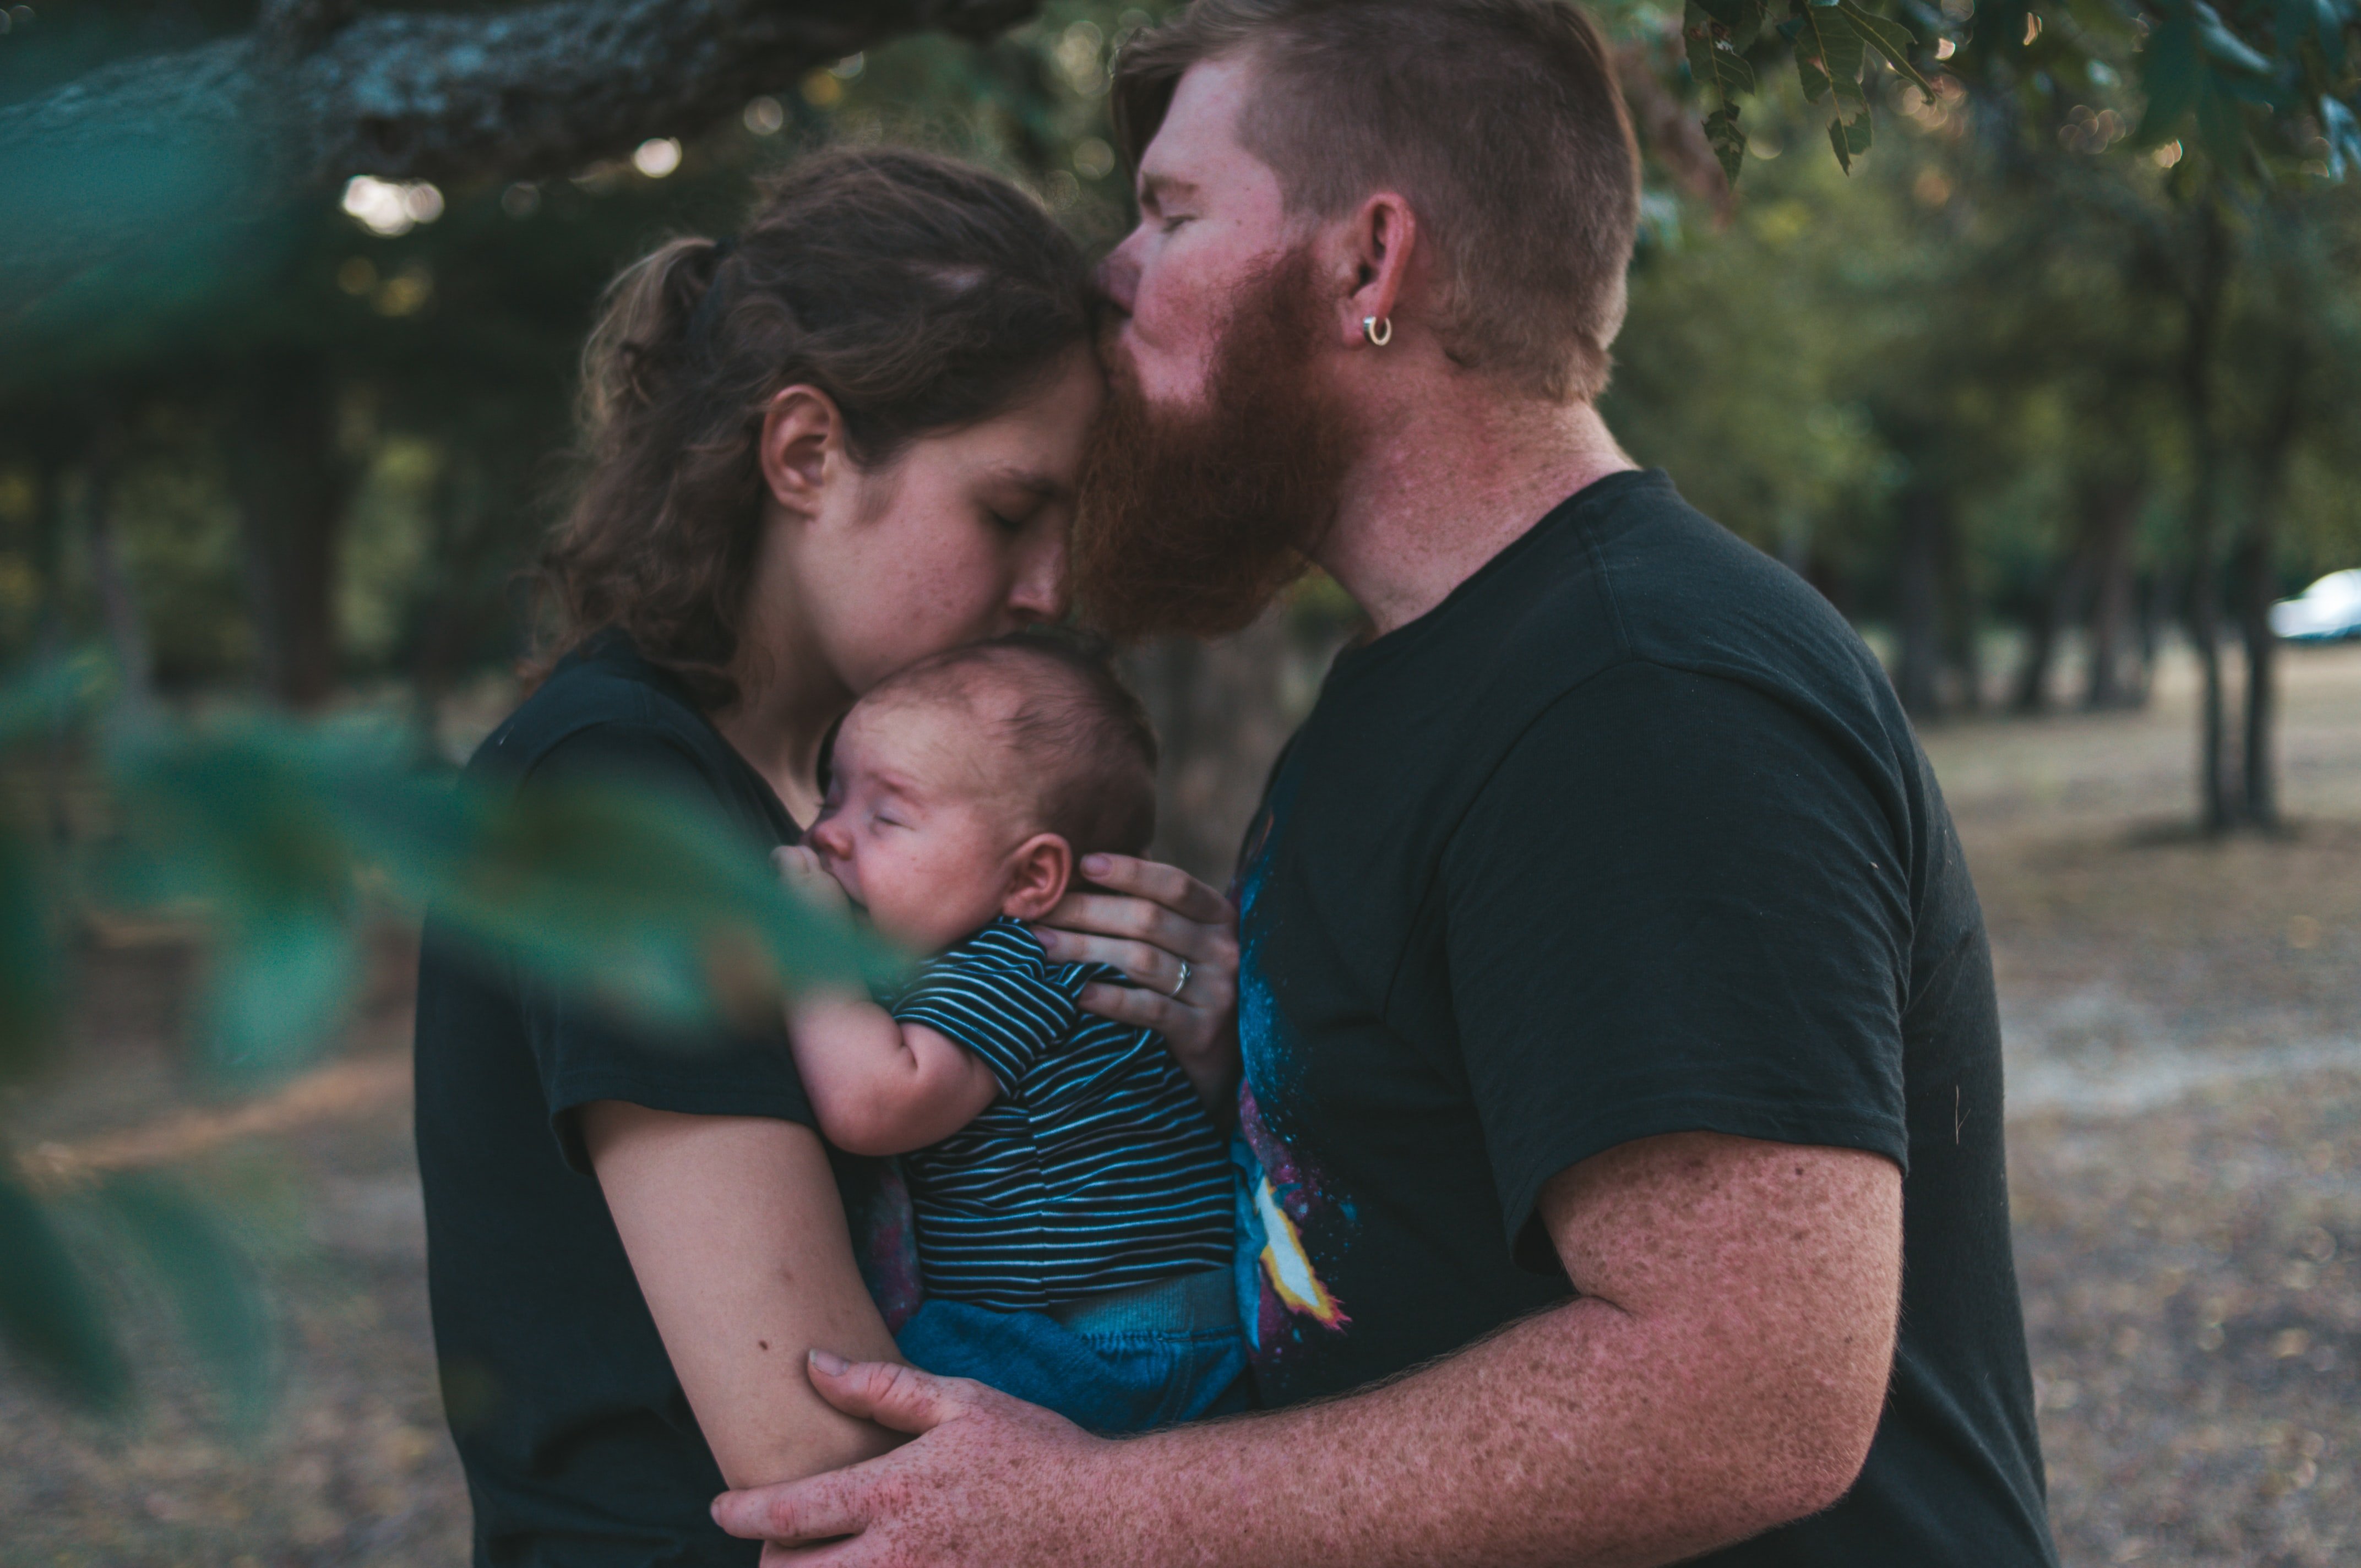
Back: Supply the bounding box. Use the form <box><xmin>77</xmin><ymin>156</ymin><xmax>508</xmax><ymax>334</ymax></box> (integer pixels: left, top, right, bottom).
<box><xmin>1008</xmin><ymin>533</ymin><xmax>1070</xmax><ymax>625</ymax></box>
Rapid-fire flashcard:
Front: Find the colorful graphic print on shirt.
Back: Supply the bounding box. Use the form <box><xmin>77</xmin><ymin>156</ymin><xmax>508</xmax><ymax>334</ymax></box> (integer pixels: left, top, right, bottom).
<box><xmin>1231</xmin><ymin>786</ymin><xmax>1357</xmax><ymax>1363</ymax></box>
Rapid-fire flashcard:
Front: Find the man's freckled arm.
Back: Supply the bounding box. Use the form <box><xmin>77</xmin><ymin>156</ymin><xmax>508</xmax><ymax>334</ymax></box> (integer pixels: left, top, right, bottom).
<box><xmin>784</xmin><ymin>991</ymin><xmax>998</xmax><ymax>1157</ymax></box>
<box><xmin>1078</xmin><ymin>1131</ymin><xmax>1901</xmax><ymax>1568</ymax></box>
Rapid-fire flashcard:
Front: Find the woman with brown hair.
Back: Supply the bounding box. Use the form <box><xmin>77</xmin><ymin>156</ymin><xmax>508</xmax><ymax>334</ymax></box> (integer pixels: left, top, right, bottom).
<box><xmin>411</xmin><ymin>147</ymin><xmax>1239</xmax><ymax>1567</ymax></box>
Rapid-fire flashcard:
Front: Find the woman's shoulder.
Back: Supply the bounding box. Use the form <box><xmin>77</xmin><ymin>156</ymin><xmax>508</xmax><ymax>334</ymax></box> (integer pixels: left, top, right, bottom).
<box><xmin>466</xmin><ymin>634</ymin><xmax>723</xmax><ymax>794</ymax></box>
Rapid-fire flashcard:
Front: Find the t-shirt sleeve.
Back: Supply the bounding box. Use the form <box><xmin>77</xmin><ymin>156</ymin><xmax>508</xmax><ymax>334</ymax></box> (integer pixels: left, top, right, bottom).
<box><xmin>1441</xmin><ymin>661</ymin><xmax>1912</xmax><ymax>1267</ymax></box>
<box><xmin>513</xmin><ymin>721</ymin><xmax>815</xmax><ymax>1173</ymax></box>
<box><xmin>889</xmin><ymin>929</ymin><xmax>1076</xmax><ymax>1093</ymax></box>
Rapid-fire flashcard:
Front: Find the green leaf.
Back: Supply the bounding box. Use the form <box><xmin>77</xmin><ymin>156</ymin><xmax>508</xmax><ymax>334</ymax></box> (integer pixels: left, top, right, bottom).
<box><xmin>1695</xmin><ymin>0</ymin><xmax>1770</xmax><ymax>51</ymax></box>
<box><xmin>1827</xmin><ymin>105</ymin><xmax>1875</xmax><ymax>171</ymax></box>
<box><xmin>0</xmin><ymin>655</ymin><xmax>105</xmax><ymax>749</ymax></box>
<box><xmin>203</xmin><ymin>916</ymin><xmax>360</xmax><ymax>1080</ymax></box>
<box><xmin>2191</xmin><ymin>1</ymin><xmax>2275</xmax><ymax>74</ymax></box>
<box><xmin>2193</xmin><ymin>74</ymin><xmax>2249</xmax><ymax>167</ymax></box>
<box><xmin>0</xmin><ymin>829</ymin><xmax>59</xmax><ymax>1086</ymax></box>
<box><xmin>0</xmin><ymin>1168</ymin><xmax>129</xmax><ymax>1411</ymax></box>
<box><xmin>1793</xmin><ymin>5</ymin><xmax>1870</xmax><ymax>106</ymax></box>
<box><xmin>1837</xmin><ymin>1</ymin><xmax>1939</xmax><ymax>100</ymax></box>
<box><xmin>1687</xmin><ymin>4</ymin><xmax>1760</xmax><ymax>102</ymax></box>
<box><xmin>2135</xmin><ymin>9</ymin><xmax>2203</xmax><ymax>145</ymax></box>
<box><xmin>2324</xmin><ymin>95</ymin><xmax>2361</xmax><ymax>178</ymax></box>
<box><xmin>98</xmin><ymin>710</ymin><xmax>905</xmax><ymax>1078</ymax></box>
<box><xmin>1706</xmin><ymin>103</ymin><xmax>1751</xmax><ymax>182</ymax></box>
<box><xmin>99</xmin><ymin>1173</ymin><xmax>274</xmax><ymax>1429</ymax></box>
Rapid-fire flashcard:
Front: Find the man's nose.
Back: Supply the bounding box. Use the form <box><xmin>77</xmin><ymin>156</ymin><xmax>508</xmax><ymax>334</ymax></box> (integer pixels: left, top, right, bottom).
<box><xmin>1094</xmin><ymin>237</ymin><xmax>1141</xmax><ymax>319</ymax></box>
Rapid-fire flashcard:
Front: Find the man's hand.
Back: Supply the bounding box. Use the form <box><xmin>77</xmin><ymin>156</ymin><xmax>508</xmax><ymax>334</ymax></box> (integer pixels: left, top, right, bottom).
<box><xmin>712</xmin><ymin>1352</ymin><xmax>1111</xmax><ymax>1566</ymax></box>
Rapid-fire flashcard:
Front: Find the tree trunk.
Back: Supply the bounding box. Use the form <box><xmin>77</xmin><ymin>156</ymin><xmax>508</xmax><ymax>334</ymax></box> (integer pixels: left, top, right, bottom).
<box><xmin>2233</xmin><ymin>531</ymin><xmax>2277</xmax><ymax>829</ymax></box>
<box><xmin>2082</xmin><ymin>480</ymin><xmax>2142</xmax><ymax>709</ymax></box>
<box><xmin>2234</xmin><ymin>352</ymin><xmax>2305</xmax><ymax>831</ymax></box>
<box><xmin>2189</xmin><ymin>541</ymin><xmax>2232</xmax><ymax>830</ymax></box>
<box><xmin>2180</xmin><ymin>199</ymin><xmax>2234</xmax><ymax>833</ymax></box>
<box><xmin>230</xmin><ymin>353</ymin><xmax>350</xmax><ymax>710</ymax></box>
<box><xmin>1894</xmin><ymin>489</ymin><xmax>1945</xmax><ymax>720</ymax></box>
<box><xmin>2133</xmin><ymin>566</ymin><xmax>2172</xmax><ymax>707</ymax></box>
<box><xmin>2011</xmin><ymin>531</ymin><xmax>2090</xmax><ymax>715</ymax></box>
<box><xmin>81</xmin><ymin>422</ymin><xmax>155</xmax><ymax>711</ymax></box>
<box><xmin>1939</xmin><ymin>509</ymin><xmax>1983</xmax><ymax>712</ymax></box>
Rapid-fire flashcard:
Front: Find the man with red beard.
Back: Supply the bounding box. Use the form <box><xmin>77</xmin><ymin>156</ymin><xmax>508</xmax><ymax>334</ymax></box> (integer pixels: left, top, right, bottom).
<box><xmin>716</xmin><ymin>3</ymin><xmax>2059</xmax><ymax>1566</ymax></box>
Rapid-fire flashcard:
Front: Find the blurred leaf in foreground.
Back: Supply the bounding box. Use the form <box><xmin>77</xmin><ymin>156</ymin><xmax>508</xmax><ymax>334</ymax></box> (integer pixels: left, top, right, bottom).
<box><xmin>101</xmin><ymin>707</ymin><xmax>904</xmax><ymax>1075</ymax></box>
<box><xmin>0</xmin><ymin>1168</ymin><xmax>130</xmax><ymax>1411</ymax></box>
<box><xmin>97</xmin><ymin>1171</ymin><xmax>275</xmax><ymax>1431</ymax></box>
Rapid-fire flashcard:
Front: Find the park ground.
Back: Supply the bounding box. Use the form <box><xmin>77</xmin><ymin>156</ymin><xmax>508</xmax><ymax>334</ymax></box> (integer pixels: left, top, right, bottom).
<box><xmin>2</xmin><ymin>644</ymin><xmax>2358</xmax><ymax>1567</ymax></box>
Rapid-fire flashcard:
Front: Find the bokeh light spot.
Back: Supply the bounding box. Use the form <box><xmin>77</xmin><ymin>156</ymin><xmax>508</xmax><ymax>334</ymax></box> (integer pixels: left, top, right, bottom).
<box><xmin>632</xmin><ymin>138</ymin><xmax>683</xmax><ymax>179</ymax></box>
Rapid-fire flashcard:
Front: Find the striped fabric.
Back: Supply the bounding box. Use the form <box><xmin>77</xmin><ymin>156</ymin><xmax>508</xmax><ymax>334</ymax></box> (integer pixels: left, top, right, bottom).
<box><xmin>889</xmin><ymin>918</ymin><xmax>1233</xmax><ymax>1311</ymax></box>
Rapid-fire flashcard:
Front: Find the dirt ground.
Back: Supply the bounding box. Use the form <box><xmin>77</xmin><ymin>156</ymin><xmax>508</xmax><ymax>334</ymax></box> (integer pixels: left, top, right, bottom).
<box><xmin>4</xmin><ymin>644</ymin><xmax>2359</xmax><ymax>1567</ymax></box>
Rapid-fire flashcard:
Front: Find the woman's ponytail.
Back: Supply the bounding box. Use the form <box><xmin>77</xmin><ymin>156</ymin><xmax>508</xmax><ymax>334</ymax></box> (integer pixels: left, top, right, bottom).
<box><xmin>575</xmin><ymin>235</ymin><xmax>733</xmax><ymax>448</ymax></box>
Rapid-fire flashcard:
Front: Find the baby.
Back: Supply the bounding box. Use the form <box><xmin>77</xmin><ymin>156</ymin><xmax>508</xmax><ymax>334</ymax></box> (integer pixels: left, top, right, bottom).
<box><xmin>776</xmin><ymin>632</ymin><xmax>1243</xmax><ymax>1433</ymax></box>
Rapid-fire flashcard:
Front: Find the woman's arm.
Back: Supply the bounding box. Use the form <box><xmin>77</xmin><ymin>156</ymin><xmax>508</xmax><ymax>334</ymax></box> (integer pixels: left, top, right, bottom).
<box><xmin>580</xmin><ymin>1103</ymin><xmax>906</xmax><ymax>1490</ymax></box>
<box><xmin>1031</xmin><ymin>853</ymin><xmax>1241</xmax><ymax>1108</ymax></box>
<box><xmin>786</xmin><ymin>992</ymin><xmax>1000</xmax><ymax>1156</ymax></box>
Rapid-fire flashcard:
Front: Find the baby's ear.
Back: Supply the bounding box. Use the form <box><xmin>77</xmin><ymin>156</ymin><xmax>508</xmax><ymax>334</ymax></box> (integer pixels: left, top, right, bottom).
<box><xmin>999</xmin><ymin>833</ymin><xmax>1073</xmax><ymax>919</ymax></box>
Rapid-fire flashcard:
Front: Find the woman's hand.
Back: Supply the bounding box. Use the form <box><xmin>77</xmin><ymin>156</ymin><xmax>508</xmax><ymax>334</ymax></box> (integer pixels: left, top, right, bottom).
<box><xmin>1031</xmin><ymin>853</ymin><xmax>1240</xmax><ymax>1110</ymax></box>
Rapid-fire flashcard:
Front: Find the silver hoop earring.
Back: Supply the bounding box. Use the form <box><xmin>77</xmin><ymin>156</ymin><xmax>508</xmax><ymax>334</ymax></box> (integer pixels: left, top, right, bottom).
<box><xmin>1363</xmin><ymin>315</ymin><xmax>1393</xmax><ymax>347</ymax></box>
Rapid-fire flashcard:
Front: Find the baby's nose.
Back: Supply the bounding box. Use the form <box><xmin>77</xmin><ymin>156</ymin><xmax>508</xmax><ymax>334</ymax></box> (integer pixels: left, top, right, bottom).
<box><xmin>807</xmin><ymin>816</ymin><xmax>852</xmax><ymax>859</ymax></box>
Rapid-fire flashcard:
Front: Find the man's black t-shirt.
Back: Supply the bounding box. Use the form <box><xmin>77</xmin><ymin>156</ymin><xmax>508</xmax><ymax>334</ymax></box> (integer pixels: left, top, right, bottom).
<box><xmin>1232</xmin><ymin>470</ymin><xmax>2058</xmax><ymax>1564</ymax></box>
<box><xmin>413</xmin><ymin>633</ymin><xmax>806</xmax><ymax>1567</ymax></box>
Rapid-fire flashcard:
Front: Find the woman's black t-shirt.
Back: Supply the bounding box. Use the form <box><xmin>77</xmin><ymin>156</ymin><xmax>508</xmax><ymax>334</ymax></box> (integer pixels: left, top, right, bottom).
<box><xmin>413</xmin><ymin>633</ymin><xmax>807</xmax><ymax>1567</ymax></box>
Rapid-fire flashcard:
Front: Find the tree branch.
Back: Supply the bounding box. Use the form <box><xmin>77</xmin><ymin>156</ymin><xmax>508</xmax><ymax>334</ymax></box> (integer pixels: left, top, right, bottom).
<box><xmin>0</xmin><ymin>0</ymin><xmax>1043</xmax><ymax>339</ymax></box>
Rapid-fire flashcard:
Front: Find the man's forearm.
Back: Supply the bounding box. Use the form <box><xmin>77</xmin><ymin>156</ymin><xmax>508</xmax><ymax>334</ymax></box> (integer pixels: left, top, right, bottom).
<box><xmin>1097</xmin><ymin>1289</ymin><xmax>1853</xmax><ymax>1568</ymax></box>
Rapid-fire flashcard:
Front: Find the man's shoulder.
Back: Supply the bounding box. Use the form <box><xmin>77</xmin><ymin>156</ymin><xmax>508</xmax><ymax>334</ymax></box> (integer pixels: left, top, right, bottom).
<box><xmin>1509</xmin><ymin>473</ymin><xmax>1869</xmax><ymax>682</ymax></box>
<box><xmin>1434</xmin><ymin>471</ymin><xmax>1901</xmax><ymax>754</ymax></box>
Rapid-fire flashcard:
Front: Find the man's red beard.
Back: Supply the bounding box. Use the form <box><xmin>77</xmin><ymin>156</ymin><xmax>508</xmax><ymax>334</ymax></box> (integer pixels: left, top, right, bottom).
<box><xmin>1071</xmin><ymin>248</ymin><xmax>1357</xmax><ymax>643</ymax></box>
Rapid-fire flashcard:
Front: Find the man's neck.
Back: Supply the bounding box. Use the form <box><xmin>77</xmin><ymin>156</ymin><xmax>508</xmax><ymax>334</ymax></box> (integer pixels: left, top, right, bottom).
<box><xmin>1316</xmin><ymin>395</ymin><xmax>1636</xmax><ymax>637</ymax></box>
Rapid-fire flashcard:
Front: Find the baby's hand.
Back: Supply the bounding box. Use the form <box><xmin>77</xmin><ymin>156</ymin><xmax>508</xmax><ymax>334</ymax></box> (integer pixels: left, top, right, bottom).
<box><xmin>773</xmin><ymin>844</ymin><xmax>851</xmax><ymax>918</ymax></box>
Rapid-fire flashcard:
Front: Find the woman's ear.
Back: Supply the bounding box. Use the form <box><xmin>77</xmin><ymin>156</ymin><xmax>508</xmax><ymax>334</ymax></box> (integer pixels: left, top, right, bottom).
<box><xmin>758</xmin><ymin>385</ymin><xmax>848</xmax><ymax>517</ymax></box>
<box><xmin>998</xmin><ymin>833</ymin><xmax>1074</xmax><ymax>921</ymax></box>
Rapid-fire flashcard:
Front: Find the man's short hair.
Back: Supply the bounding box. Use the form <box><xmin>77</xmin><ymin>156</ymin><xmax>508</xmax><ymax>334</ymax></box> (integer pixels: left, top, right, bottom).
<box><xmin>1113</xmin><ymin>0</ymin><xmax>1641</xmax><ymax>403</ymax></box>
<box><xmin>865</xmin><ymin>631</ymin><xmax>1160</xmax><ymax>858</ymax></box>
